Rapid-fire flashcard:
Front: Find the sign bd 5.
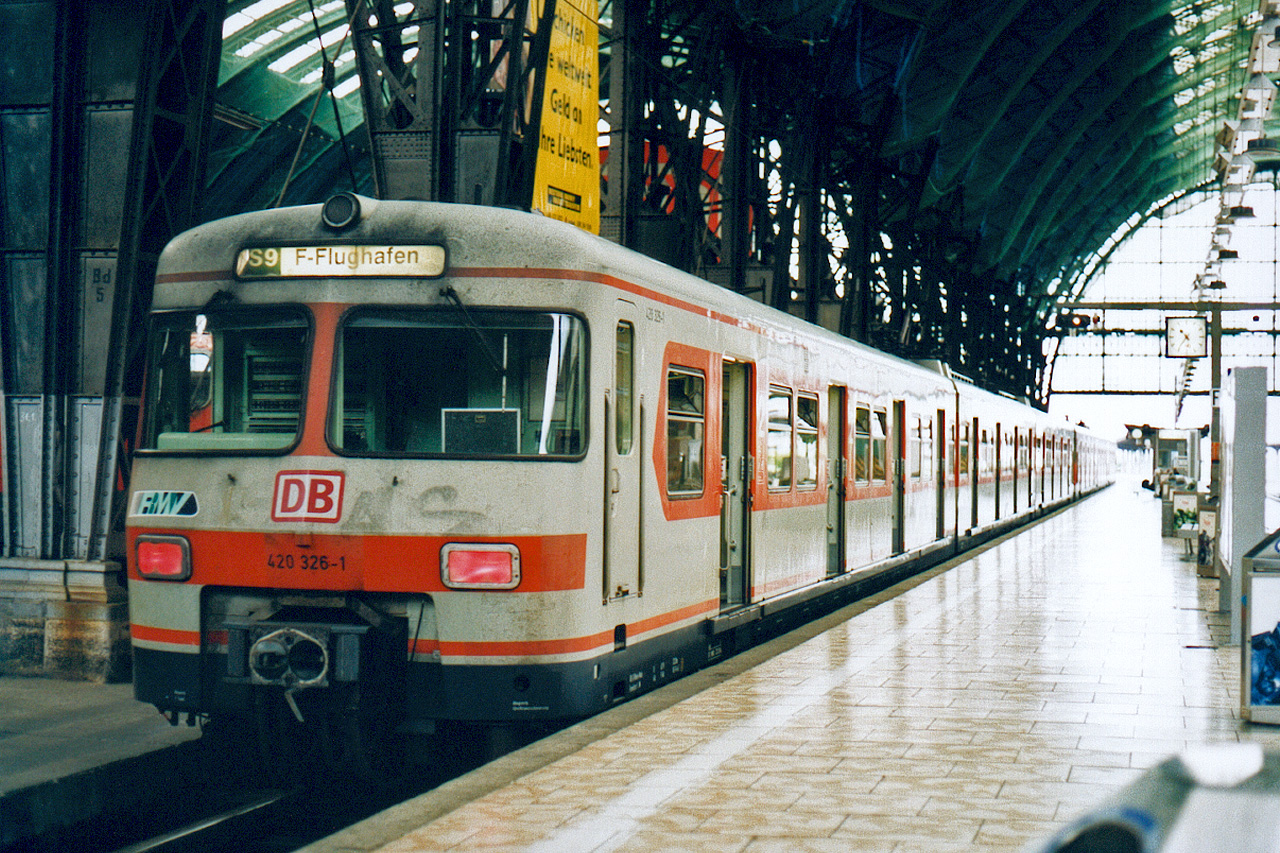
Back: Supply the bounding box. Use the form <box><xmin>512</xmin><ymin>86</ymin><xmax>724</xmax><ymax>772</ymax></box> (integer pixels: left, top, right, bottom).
<box><xmin>272</xmin><ymin>471</ymin><xmax>345</xmax><ymax>522</ymax></box>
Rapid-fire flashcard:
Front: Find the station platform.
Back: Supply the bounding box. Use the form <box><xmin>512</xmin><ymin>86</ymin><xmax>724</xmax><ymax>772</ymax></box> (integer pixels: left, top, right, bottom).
<box><xmin>302</xmin><ymin>481</ymin><xmax>1276</xmax><ymax>853</ymax></box>
<box><xmin>0</xmin><ymin>672</ymin><xmax>200</xmax><ymax>846</ymax></box>
<box><xmin>0</xmin><ymin>480</ymin><xmax>1268</xmax><ymax>852</ymax></box>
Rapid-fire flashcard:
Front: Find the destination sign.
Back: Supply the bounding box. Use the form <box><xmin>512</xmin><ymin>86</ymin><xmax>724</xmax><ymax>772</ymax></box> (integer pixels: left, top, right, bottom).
<box><xmin>235</xmin><ymin>245</ymin><xmax>446</xmax><ymax>279</ymax></box>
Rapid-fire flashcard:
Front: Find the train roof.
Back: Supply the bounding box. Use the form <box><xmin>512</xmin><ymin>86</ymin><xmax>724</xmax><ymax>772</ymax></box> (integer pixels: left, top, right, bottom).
<box><xmin>155</xmin><ymin>197</ymin><xmax>1097</xmax><ymax>437</ymax></box>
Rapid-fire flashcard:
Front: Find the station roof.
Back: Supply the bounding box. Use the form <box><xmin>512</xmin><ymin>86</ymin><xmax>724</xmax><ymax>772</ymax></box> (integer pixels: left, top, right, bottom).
<box><xmin>207</xmin><ymin>0</ymin><xmax>1261</xmax><ymax>321</ymax></box>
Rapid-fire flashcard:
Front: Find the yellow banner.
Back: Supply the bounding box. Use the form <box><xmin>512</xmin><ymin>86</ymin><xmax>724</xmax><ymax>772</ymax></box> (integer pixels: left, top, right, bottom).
<box><xmin>533</xmin><ymin>0</ymin><xmax>599</xmax><ymax>234</ymax></box>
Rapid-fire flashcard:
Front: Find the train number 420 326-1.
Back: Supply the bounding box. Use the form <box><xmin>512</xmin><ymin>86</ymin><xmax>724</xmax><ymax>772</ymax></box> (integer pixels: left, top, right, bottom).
<box><xmin>267</xmin><ymin>553</ymin><xmax>346</xmax><ymax>571</ymax></box>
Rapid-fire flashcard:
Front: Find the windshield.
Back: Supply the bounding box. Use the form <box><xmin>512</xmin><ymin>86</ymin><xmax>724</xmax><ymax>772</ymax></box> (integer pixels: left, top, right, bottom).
<box><xmin>331</xmin><ymin>309</ymin><xmax>587</xmax><ymax>457</ymax></box>
<box><xmin>140</xmin><ymin>308</ymin><xmax>308</xmax><ymax>452</ymax></box>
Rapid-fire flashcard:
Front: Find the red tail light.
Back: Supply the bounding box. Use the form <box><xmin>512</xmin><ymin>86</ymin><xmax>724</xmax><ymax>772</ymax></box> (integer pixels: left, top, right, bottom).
<box><xmin>136</xmin><ymin>535</ymin><xmax>191</xmax><ymax>581</ymax></box>
<box><xmin>441</xmin><ymin>544</ymin><xmax>520</xmax><ymax>589</ymax></box>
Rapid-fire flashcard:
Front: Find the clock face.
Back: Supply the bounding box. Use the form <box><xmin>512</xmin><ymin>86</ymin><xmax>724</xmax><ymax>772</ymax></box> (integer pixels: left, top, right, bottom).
<box><xmin>1166</xmin><ymin>316</ymin><xmax>1207</xmax><ymax>358</ymax></box>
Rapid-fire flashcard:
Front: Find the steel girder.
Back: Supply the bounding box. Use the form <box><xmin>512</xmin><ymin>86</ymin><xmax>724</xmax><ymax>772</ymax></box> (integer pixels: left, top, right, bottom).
<box><xmin>341</xmin><ymin>0</ymin><xmax>559</xmax><ymax>205</ymax></box>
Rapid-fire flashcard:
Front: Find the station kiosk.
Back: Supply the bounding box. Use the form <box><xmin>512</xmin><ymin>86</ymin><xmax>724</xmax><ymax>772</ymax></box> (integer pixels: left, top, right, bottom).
<box><xmin>1153</xmin><ymin>428</ymin><xmax>1199</xmax><ymax>498</ymax></box>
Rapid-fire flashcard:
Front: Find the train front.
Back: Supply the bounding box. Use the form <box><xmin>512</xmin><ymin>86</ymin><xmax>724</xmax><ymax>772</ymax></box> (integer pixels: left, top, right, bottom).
<box><xmin>127</xmin><ymin>196</ymin><xmax>597</xmax><ymax>756</ymax></box>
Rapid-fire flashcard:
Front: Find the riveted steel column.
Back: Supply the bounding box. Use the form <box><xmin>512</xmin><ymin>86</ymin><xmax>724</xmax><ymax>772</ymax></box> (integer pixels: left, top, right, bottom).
<box><xmin>719</xmin><ymin>57</ymin><xmax>750</xmax><ymax>294</ymax></box>
<box><xmin>601</xmin><ymin>0</ymin><xmax>642</xmax><ymax>247</ymax></box>
<box><xmin>95</xmin><ymin>0</ymin><xmax>225</xmax><ymax>566</ymax></box>
<box><xmin>1</xmin><ymin>1</ymin><xmax>57</xmax><ymax>562</ymax></box>
<box><xmin>798</xmin><ymin>147</ymin><xmax>824</xmax><ymax>326</ymax></box>
<box><xmin>351</xmin><ymin>0</ymin><xmax>553</xmax><ymax>206</ymax></box>
<box><xmin>349</xmin><ymin>0</ymin><xmax>444</xmax><ymax>200</ymax></box>
<box><xmin>42</xmin><ymin>2</ymin><xmax>82</xmax><ymax>561</ymax></box>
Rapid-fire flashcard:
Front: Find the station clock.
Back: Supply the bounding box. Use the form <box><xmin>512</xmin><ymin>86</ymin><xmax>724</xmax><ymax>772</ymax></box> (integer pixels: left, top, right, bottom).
<box><xmin>1165</xmin><ymin>316</ymin><xmax>1208</xmax><ymax>358</ymax></box>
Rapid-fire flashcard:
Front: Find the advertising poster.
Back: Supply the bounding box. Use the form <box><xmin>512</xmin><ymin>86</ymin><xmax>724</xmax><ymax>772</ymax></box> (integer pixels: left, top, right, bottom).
<box><xmin>1196</xmin><ymin>508</ymin><xmax>1217</xmax><ymax>575</ymax></box>
<box><xmin>1249</xmin><ymin>574</ymin><xmax>1280</xmax><ymax>707</ymax></box>
<box><xmin>532</xmin><ymin>0</ymin><xmax>599</xmax><ymax>234</ymax></box>
<box><xmin>1172</xmin><ymin>491</ymin><xmax>1198</xmax><ymax>534</ymax></box>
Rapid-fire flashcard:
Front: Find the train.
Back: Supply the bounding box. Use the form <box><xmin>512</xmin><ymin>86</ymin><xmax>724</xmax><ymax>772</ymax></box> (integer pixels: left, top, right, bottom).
<box><xmin>126</xmin><ymin>194</ymin><xmax>1114</xmax><ymax>767</ymax></box>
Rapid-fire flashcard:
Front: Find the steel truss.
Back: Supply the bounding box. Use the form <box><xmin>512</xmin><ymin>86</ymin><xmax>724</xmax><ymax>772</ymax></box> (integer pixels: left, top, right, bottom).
<box><xmin>592</xmin><ymin>0</ymin><xmax>1047</xmax><ymax>402</ymax></box>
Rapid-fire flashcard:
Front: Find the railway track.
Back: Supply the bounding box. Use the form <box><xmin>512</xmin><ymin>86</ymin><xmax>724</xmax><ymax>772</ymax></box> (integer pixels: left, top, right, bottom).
<box><xmin>111</xmin><ymin>791</ymin><xmax>293</xmax><ymax>853</ymax></box>
<box><xmin>94</xmin><ymin>778</ymin><xmax>423</xmax><ymax>853</ymax></box>
<box><xmin>5</xmin><ymin>717</ymin><xmax>551</xmax><ymax>853</ymax></box>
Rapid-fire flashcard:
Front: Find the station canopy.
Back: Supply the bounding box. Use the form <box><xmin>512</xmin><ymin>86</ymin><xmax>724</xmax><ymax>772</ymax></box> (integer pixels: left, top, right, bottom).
<box><xmin>208</xmin><ymin>0</ymin><xmax>1264</xmax><ymax>331</ymax></box>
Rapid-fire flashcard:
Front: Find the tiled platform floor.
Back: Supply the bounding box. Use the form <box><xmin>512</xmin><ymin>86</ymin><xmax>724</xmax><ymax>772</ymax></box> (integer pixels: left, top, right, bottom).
<box><xmin>362</xmin><ymin>481</ymin><xmax>1274</xmax><ymax>852</ymax></box>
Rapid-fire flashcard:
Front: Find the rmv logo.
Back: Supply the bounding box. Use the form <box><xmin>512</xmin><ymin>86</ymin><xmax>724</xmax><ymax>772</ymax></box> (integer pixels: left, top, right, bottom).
<box><xmin>272</xmin><ymin>471</ymin><xmax>345</xmax><ymax>523</ymax></box>
<box><xmin>132</xmin><ymin>490</ymin><xmax>199</xmax><ymax>517</ymax></box>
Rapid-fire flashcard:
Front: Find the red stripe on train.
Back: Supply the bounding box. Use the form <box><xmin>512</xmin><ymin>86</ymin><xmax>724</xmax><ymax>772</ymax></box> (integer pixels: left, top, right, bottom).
<box><xmin>127</xmin><ymin>529</ymin><xmax>588</xmax><ymax>593</ymax></box>
<box><xmin>407</xmin><ymin>599</ymin><xmax>717</xmax><ymax>658</ymax></box>
<box><xmin>131</xmin><ymin>624</ymin><xmax>200</xmax><ymax>647</ymax></box>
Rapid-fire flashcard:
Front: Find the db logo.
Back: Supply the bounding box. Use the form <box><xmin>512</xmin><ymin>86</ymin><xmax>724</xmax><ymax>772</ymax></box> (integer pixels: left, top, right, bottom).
<box><xmin>272</xmin><ymin>471</ymin><xmax>345</xmax><ymax>523</ymax></box>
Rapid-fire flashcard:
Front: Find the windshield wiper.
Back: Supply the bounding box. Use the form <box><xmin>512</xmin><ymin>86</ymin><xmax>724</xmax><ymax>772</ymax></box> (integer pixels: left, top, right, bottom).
<box><xmin>439</xmin><ymin>285</ymin><xmax>504</xmax><ymax>375</ymax></box>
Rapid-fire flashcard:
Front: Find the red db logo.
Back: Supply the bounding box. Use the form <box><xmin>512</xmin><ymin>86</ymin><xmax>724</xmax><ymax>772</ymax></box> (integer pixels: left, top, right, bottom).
<box><xmin>271</xmin><ymin>471</ymin><xmax>345</xmax><ymax>523</ymax></box>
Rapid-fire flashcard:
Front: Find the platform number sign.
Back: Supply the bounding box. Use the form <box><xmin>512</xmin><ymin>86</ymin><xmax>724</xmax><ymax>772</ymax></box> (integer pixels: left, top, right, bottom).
<box><xmin>81</xmin><ymin>259</ymin><xmax>116</xmax><ymax>391</ymax></box>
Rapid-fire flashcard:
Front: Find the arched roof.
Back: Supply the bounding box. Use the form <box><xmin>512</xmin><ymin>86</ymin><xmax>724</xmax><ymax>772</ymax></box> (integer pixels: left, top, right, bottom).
<box><xmin>205</xmin><ymin>0</ymin><xmax>1259</xmax><ymax>319</ymax></box>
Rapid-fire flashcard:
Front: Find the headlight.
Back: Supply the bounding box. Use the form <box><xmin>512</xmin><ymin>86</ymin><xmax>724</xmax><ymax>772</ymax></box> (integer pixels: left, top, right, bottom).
<box><xmin>136</xmin><ymin>535</ymin><xmax>192</xmax><ymax>581</ymax></box>
<box><xmin>441</xmin><ymin>543</ymin><xmax>521</xmax><ymax>589</ymax></box>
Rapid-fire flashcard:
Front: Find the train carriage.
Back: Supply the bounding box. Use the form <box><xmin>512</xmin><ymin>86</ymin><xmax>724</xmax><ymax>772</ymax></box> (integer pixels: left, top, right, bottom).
<box><xmin>126</xmin><ymin>195</ymin><xmax>1113</xmax><ymax>757</ymax></box>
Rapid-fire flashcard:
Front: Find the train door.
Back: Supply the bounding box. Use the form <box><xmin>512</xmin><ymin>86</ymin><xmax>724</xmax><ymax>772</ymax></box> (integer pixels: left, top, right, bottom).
<box><xmin>1028</xmin><ymin>429</ymin><xmax>1036</xmax><ymax>509</ymax></box>
<box><xmin>1037</xmin><ymin>433</ymin><xmax>1045</xmax><ymax>505</ymax></box>
<box><xmin>1059</xmin><ymin>435</ymin><xmax>1067</xmax><ymax>497</ymax></box>
<box><xmin>826</xmin><ymin>386</ymin><xmax>847</xmax><ymax>576</ymax></box>
<box><xmin>1012</xmin><ymin>427</ymin><xmax>1020</xmax><ymax>514</ymax></box>
<box><xmin>605</xmin><ymin>314</ymin><xmax>641</xmax><ymax>599</ymax></box>
<box><xmin>1047</xmin><ymin>433</ymin><xmax>1054</xmax><ymax>501</ymax></box>
<box><xmin>720</xmin><ymin>360</ymin><xmax>752</xmax><ymax>610</ymax></box>
<box><xmin>988</xmin><ymin>420</ymin><xmax>998</xmax><ymax>517</ymax></box>
<box><xmin>970</xmin><ymin>417</ymin><xmax>980</xmax><ymax>530</ymax></box>
<box><xmin>1056</xmin><ymin>435</ymin><xmax>1064</xmax><ymax>498</ymax></box>
<box><xmin>1072</xmin><ymin>433</ymin><xmax>1079</xmax><ymax>494</ymax></box>
<box><xmin>892</xmin><ymin>400</ymin><xmax>906</xmax><ymax>554</ymax></box>
<box><xmin>936</xmin><ymin>407</ymin><xmax>947</xmax><ymax>541</ymax></box>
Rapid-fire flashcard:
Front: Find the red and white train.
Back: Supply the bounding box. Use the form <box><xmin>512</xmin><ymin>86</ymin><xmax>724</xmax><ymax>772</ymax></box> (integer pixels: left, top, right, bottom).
<box><xmin>127</xmin><ymin>195</ymin><xmax>1113</xmax><ymax>749</ymax></box>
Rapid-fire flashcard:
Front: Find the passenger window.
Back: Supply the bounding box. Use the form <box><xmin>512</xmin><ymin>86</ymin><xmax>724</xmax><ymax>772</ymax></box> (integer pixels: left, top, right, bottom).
<box><xmin>854</xmin><ymin>404</ymin><xmax>871</xmax><ymax>483</ymax></box>
<box><xmin>958</xmin><ymin>422</ymin><xmax>970</xmax><ymax>475</ymax></box>
<box><xmin>615</xmin><ymin>322</ymin><xmax>634</xmax><ymax>455</ymax></box>
<box><xmin>666</xmin><ymin>368</ymin><xmax>705</xmax><ymax>495</ymax></box>
<box><xmin>872</xmin><ymin>408</ymin><xmax>887</xmax><ymax>483</ymax></box>
<box><xmin>796</xmin><ymin>394</ymin><xmax>819</xmax><ymax>490</ymax></box>
<box><xmin>767</xmin><ymin>387</ymin><xmax>793</xmax><ymax>491</ymax></box>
